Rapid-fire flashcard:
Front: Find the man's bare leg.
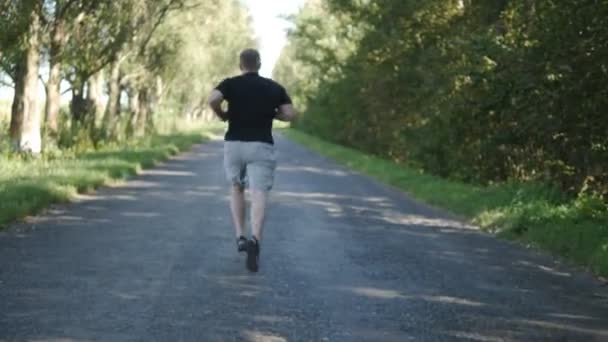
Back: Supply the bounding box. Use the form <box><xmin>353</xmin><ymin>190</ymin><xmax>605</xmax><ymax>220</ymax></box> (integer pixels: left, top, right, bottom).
<box><xmin>230</xmin><ymin>185</ymin><xmax>246</xmax><ymax>238</ymax></box>
<box><xmin>250</xmin><ymin>189</ymin><xmax>268</xmax><ymax>241</ymax></box>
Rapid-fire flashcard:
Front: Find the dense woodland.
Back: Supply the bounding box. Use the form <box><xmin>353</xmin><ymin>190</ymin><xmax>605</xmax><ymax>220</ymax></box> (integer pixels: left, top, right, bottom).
<box><xmin>275</xmin><ymin>0</ymin><xmax>608</xmax><ymax>199</ymax></box>
<box><xmin>0</xmin><ymin>0</ymin><xmax>254</xmax><ymax>152</ymax></box>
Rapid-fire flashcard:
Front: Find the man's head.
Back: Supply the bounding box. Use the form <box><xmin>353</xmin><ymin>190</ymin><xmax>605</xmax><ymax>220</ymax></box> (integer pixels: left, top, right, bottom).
<box><xmin>240</xmin><ymin>48</ymin><xmax>261</xmax><ymax>73</ymax></box>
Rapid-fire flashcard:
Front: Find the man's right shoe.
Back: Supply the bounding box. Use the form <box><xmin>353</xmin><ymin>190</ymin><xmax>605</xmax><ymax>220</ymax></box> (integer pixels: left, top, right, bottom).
<box><xmin>246</xmin><ymin>237</ymin><xmax>260</xmax><ymax>272</ymax></box>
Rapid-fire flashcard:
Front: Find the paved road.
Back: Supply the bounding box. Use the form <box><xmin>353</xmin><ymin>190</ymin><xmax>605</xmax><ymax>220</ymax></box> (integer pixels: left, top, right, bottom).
<box><xmin>1</xmin><ymin>134</ymin><xmax>608</xmax><ymax>342</ymax></box>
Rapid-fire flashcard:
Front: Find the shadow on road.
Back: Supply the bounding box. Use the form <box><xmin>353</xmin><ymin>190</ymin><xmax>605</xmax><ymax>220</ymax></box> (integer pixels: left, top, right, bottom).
<box><xmin>1</xmin><ymin>139</ymin><xmax>607</xmax><ymax>341</ymax></box>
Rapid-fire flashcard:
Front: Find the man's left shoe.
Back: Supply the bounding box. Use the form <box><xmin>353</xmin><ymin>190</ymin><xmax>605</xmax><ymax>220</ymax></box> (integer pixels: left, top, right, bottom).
<box><xmin>237</xmin><ymin>236</ymin><xmax>247</xmax><ymax>253</ymax></box>
<box><xmin>246</xmin><ymin>237</ymin><xmax>260</xmax><ymax>272</ymax></box>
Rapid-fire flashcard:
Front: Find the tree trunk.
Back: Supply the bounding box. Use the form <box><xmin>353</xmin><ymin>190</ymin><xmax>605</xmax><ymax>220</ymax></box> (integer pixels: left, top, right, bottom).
<box><xmin>135</xmin><ymin>87</ymin><xmax>149</xmax><ymax>137</ymax></box>
<box><xmin>10</xmin><ymin>3</ymin><xmax>42</xmax><ymax>153</ymax></box>
<box><xmin>86</xmin><ymin>70</ymin><xmax>105</xmax><ymax>126</ymax></box>
<box><xmin>125</xmin><ymin>87</ymin><xmax>139</xmax><ymax>137</ymax></box>
<box><xmin>103</xmin><ymin>58</ymin><xmax>121</xmax><ymax>132</ymax></box>
<box><xmin>45</xmin><ymin>10</ymin><xmax>65</xmax><ymax>135</ymax></box>
<box><xmin>9</xmin><ymin>62</ymin><xmax>26</xmax><ymax>147</ymax></box>
<box><xmin>95</xmin><ymin>72</ymin><xmax>105</xmax><ymax>119</ymax></box>
<box><xmin>154</xmin><ymin>76</ymin><xmax>163</xmax><ymax>109</ymax></box>
<box><xmin>46</xmin><ymin>58</ymin><xmax>62</xmax><ymax>134</ymax></box>
<box><xmin>70</xmin><ymin>79</ymin><xmax>87</xmax><ymax>125</ymax></box>
<box><xmin>44</xmin><ymin>57</ymin><xmax>61</xmax><ymax>135</ymax></box>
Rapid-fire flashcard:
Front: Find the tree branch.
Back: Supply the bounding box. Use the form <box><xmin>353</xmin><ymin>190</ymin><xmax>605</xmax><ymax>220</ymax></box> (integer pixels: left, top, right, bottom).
<box><xmin>61</xmin><ymin>87</ymin><xmax>73</xmax><ymax>95</ymax></box>
<box><xmin>137</xmin><ymin>0</ymin><xmax>185</xmax><ymax>57</ymax></box>
<box><xmin>79</xmin><ymin>53</ymin><xmax>115</xmax><ymax>81</ymax></box>
<box><xmin>57</xmin><ymin>0</ymin><xmax>80</xmax><ymax>19</ymax></box>
<box><xmin>38</xmin><ymin>74</ymin><xmax>47</xmax><ymax>89</ymax></box>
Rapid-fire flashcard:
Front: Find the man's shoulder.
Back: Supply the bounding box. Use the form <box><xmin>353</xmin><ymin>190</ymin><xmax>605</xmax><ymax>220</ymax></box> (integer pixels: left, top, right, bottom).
<box><xmin>259</xmin><ymin>76</ymin><xmax>285</xmax><ymax>89</ymax></box>
<box><xmin>222</xmin><ymin>75</ymin><xmax>238</xmax><ymax>83</ymax></box>
<box><xmin>216</xmin><ymin>76</ymin><xmax>236</xmax><ymax>89</ymax></box>
<box><xmin>227</xmin><ymin>74</ymin><xmax>284</xmax><ymax>90</ymax></box>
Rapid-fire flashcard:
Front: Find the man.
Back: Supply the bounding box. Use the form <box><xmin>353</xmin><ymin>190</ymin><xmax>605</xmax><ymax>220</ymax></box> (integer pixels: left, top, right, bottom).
<box><xmin>207</xmin><ymin>48</ymin><xmax>297</xmax><ymax>272</ymax></box>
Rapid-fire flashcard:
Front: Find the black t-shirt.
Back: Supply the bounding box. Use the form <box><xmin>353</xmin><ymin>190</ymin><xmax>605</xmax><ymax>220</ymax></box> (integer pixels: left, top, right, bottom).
<box><xmin>215</xmin><ymin>72</ymin><xmax>292</xmax><ymax>145</ymax></box>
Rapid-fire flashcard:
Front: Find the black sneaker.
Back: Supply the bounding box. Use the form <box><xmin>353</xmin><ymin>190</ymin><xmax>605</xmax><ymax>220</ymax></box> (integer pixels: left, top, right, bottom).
<box><xmin>237</xmin><ymin>236</ymin><xmax>247</xmax><ymax>253</ymax></box>
<box><xmin>246</xmin><ymin>237</ymin><xmax>260</xmax><ymax>272</ymax></box>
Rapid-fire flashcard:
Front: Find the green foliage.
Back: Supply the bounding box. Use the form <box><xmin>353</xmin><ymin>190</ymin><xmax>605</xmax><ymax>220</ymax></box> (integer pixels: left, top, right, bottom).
<box><xmin>285</xmin><ymin>129</ymin><xmax>608</xmax><ymax>276</ymax></box>
<box><xmin>1</xmin><ymin>0</ymin><xmax>255</xmax><ymax>148</ymax></box>
<box><xmin>278</xmin><ymin>0</ymin><xmax>608</xmax><ymax>198</ymax></box>
<box><xmin>158</xmin><ymin>0</ymin><xmax>256</xmax><ymax>118</ymax></box>
<box><xmin>0</xmin><ymin>115</ymin><xmax>9</xmax><ymax>154</ymax></box>
<box><xmin>274</xmin><ymin>0</ymin><xmax>365</xmax><ymax>116</ymax></box>
<box><xmin>0</xmin><ymin>100</ymin><xmax>11</xmax><ymax>122</ymax></box>
<box><xmin>0</xmin><ymin>0</ymin><xmax>33</xmax><ymax>68</ymax></box>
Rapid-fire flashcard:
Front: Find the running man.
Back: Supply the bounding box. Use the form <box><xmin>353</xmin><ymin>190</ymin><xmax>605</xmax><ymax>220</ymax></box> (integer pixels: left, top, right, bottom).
<box><xmin>207</xmin><ymin>48</ymin><xmax>297</xmax><ymax>272</ymax></box>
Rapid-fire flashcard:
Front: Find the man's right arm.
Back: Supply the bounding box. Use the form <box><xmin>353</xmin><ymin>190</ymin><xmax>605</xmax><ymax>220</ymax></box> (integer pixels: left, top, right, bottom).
<box><xmin>275</xmin><ymin>104</ymin><xmax>298</xmax><ymax>122</ymax></box>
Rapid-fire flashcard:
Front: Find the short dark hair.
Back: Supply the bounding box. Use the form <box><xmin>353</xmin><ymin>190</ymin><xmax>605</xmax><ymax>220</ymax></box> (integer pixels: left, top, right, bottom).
<box><xmin>240</xmin><ymin>48</ymin><xmax>261</xmax><ymax>71</ymax></box>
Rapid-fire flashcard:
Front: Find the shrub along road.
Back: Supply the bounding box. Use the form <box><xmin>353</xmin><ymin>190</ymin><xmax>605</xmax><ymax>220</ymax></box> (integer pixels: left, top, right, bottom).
<box><xmin>1</xmin><ymin>134</ymin><xmax>607</xmax><ymax>341</ymax></box>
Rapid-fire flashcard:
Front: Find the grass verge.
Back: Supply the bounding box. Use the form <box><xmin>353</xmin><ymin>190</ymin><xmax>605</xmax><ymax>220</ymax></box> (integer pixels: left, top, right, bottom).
<box><xmin>283</xmin><ymin>129</ymin><xmax>608</xmax><ymax>278</ymax></box>
<box><xmin>0</xmin><ymin>126</ymin><xmax>220</xmax><ymax>227</ymax></box>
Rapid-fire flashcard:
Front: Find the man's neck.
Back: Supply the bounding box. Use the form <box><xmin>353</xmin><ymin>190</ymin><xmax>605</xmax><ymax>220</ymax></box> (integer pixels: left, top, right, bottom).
<box><xmin>242</xmin><ymin>70</ymin><xmax>259</xmax><ymax>75</ymax></box>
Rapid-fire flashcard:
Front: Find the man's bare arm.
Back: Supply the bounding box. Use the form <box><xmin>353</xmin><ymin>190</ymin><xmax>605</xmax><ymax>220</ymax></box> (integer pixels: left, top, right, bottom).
<box><xmin>207</xmin><ymin>89</ymin><xmax>229</xmax><ymax>121</ymax></box>
<box><xmin>275</xmin><ymin>104</ymin><xmax>298</xmax><ymax>122</ymax></box>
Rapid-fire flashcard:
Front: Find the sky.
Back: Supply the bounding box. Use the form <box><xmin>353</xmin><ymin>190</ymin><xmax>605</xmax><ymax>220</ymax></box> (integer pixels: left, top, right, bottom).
<box><xmin>0</xmin><ymin>0</ymin><xmax>305</xmax><ymax>101</ymax></box>
<box><xmin>243</xmin><ymin>0</ymin><xmax>305</xmax><ymax>77</ymax></box>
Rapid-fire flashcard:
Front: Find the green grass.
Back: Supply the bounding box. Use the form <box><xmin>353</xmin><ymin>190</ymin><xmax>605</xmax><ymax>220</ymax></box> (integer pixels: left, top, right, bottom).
<box><xmin>0</xmin><ymin>100</ymin><xmax>10</xmax><ymax>121</ymax></box>
<box><xmin>0</xmin><ymin>126</ymin><xmax>220</xmax><ymax>227</ymax></box>
<box><xmin>284</xmin><ymin>129</ymin><xmax>608</xmax><ymax>277</ymax></box>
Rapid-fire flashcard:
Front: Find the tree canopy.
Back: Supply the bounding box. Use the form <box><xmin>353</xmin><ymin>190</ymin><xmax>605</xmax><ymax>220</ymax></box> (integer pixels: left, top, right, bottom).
<box><xmin>275</xmin><ymin>0</ymin><xmax>608</xmax><ymax>198</ymax></box>
<box><xmin>0</xmin><ymin>0</ymin><xmax>256</xmax><ymax>151</ymax></box>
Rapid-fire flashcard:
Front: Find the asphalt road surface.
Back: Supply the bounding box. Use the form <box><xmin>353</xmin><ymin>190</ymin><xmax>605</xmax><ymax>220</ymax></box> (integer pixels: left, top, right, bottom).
<box><xmin>1</xmin><ymin>134</ymin><xmax>608</xmax><ymax>342</ymax></box>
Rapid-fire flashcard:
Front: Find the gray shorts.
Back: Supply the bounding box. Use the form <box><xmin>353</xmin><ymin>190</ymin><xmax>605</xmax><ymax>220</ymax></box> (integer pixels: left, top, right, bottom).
<box><xmin>223</xmin><ymin>141</ymin><xmax>277</xmax><ymax>191</ymax></box>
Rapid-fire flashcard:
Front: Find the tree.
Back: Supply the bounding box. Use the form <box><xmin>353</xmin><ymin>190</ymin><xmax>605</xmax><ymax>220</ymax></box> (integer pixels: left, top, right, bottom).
<box><xmin>1</xmin><ymin>0</ymin><xmax>257</xmax><ymax>150</ymax></box>
<box><xmin>6</xmin><ymin>0</ymin><xmax>43</xmax><ymax>153</ymax></box>
<box><xmin>279</xmin><ymin>0</ymin><xmax>608</xmax><ymax>196</ymax></box>
<box><xmin>159</xmin><ymin>0</ymin><xmax>256</xmax><ymax>121</ymax></box>
<box><xmin>43</xmin><ymin>0</ymin><xmax>104</xmax><ymax>134</ymax></box>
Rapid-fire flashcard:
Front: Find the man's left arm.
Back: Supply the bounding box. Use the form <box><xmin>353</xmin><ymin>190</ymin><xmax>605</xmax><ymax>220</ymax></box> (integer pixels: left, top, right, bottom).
<box><xmin>207</xmin><ymin>89</ymin><xmax>229</xmax><ymax>122</ymax></box>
